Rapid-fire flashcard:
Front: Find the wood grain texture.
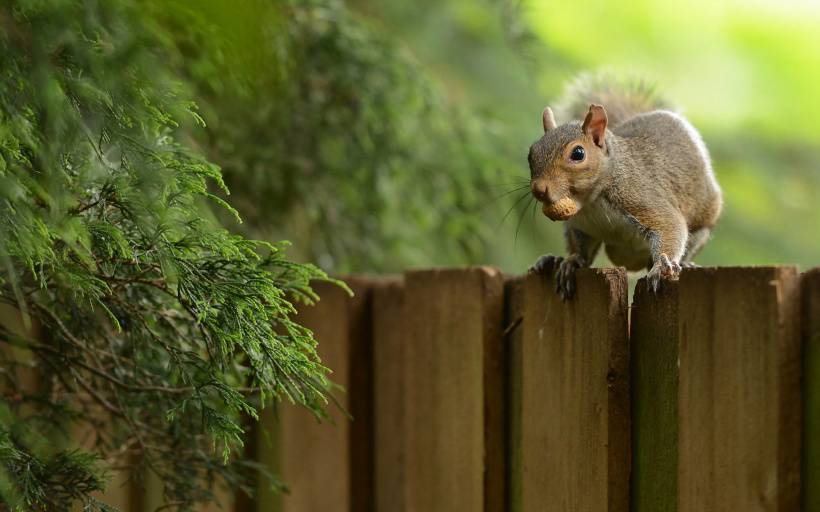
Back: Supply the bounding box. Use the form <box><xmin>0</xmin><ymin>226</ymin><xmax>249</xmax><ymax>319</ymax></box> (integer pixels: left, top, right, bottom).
<box><xmin>254</xmin><ymin>407</ymin><xmax>280</xmax><ymax>512</ymax></box>
<box><xmin>137</xmin><ymin>470</ymin><xmax>164</xmax><ymax>512</ymax></box>
<box><xmin>346</xmin><ymin>278</ymin><xmax>376</xmax><ymax>512</ymax></box>
<box><xmin>803</xmin><ymin>268</ymin><xmax>820</xmax><ymax>511</ymax></box>
<box><xmin>76</xmin><ymin>428</ymin><xmax>142</xmax><ymax>512</ymax></box>
<box><xmin>510</xmin><ymin>268</ymin><xmax>629</xmax><ymax>512</ymax></box>
<box><xmin>403</xmin><ymin>267</ymin><xmax>505</xmax><ymax>512</ymax></box>
<box><xmin>630</xmin><ymin>278</ymin><xmax>680</xmax><ymax>512</ymax></box>
<box><xmin>675</xmin><ymin>267</ymin><xmax>801</xmax><ymax>512</ymax></box>
<box><xmin>372</xmin><ymin>278</ymin><xmax>407</xmax><ymax>512</ymax></box>
<box><xmin>271</xmin><ymin>280</ymin><xmax>357</xmax><ymax>512</ymax></box>
<box><xmin>505</xmin><ymin>276</ymin><xmax>525</xmax><ymax>512</ymax></box>
<box><xmin>199</xmin><ymin>483</ymin><xmax>234</xmax><ymax>512</ymax></box>
<box><xmin>231</xmin><ymin>415</ymin><xmax>259</xmax><ymax>511</ymax></box>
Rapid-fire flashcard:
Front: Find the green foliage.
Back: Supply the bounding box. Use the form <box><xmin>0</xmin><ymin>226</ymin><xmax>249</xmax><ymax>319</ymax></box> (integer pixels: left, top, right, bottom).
<box><xmin>158</xmin><ymin>0</ymin><xmax>503</xmax><ymax>272</ymax></box>
<box><xmin>0</xmin><ymin>0</ymin><xmax>337</xmax><ymax>509</ymax></box>
<box><xmin>0</xmin><ymin>411</ymin><xmax>105</xmax><ymax>511</ymax></box>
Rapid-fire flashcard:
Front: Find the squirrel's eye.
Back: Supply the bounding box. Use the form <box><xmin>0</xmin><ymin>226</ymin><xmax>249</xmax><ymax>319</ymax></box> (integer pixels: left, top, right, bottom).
<box><xmin>570</xmin><ymin>145</ymin><xmax>585</xmax><ymax>162</ymax></box>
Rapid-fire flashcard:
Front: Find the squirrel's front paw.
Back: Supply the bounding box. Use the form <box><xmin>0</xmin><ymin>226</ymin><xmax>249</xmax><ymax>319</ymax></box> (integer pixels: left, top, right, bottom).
<box><xmin>555</xmin><ymin>254</ymin><xmax>584</xmax><ymax>300</ymax></box>
<box><xmin>646</xmin><ymin>253</ymin><xmax>682</xmax><ymax>293</ymax></box>
<box><xmin>529</xmin><ymin>254</ymin><xmax>563</xmax><ymax>275</ymax></box>
<box><xmin>529</xmin><ymin>254</ymin><xmax>583</xmax><ymax>300</ymax></box>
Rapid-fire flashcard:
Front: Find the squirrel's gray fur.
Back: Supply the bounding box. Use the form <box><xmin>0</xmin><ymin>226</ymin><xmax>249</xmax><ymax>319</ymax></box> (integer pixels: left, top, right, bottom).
<box><xmin>528</xmin><ymin>72</ymin><xmax>723</xmax><ymax>297</ymax></box>
<box><xmin>553</xmin><ymin>71</ymin><xmax>676</xmax><ymax>127</ymax></box>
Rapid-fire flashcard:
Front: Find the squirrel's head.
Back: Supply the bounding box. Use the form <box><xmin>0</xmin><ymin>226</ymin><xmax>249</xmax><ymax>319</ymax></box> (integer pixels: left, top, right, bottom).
<box><xmin>528</xmin><ymin>104</ymin><xmax>608</xmax><ymax>221</ymax></box>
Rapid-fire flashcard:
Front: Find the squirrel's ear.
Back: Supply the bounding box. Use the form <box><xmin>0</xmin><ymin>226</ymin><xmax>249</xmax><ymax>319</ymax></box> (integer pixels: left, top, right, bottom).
<box><xmin>582</xmin><ymin>104</ymin><xmax>608</xmax><ymax>148</ymax></box>
<box><xmin>542</xmin><ymin>107</ymin><xmax>557</xmax><ymax>132</ymax></box>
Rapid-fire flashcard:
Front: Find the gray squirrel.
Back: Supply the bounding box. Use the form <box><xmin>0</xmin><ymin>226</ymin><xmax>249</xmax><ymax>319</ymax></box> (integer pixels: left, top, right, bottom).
<box><xmin>527</xmin><ymin>73</ymin><xmax>723</xmax><ymax>298</ymax></box>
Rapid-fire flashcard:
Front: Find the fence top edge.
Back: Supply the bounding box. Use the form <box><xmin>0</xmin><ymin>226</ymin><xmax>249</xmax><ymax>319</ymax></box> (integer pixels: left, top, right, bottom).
<box><xmin>802</xmin><ymin>266</ymin><xmax>820</xmax><ymax>279</ymax></box>
<box><xmin>683</xmin><ymin>264</ymin><xmax>799</xmax><ymax>271</ymax></box>
<box><xmin>337</xmin><ymin>275</ymin><xmax>403</xmax><ymax>287</ymax></box>
<box><xmin>327</xmin><ymin>266</ymin><xmax>810</xmax><ymax>290</ymax></box>
<box><xmin>676</xmin><ymin>265</ymin><xmax>799</xmax><ymax>281</ymax></box>
<box><xmin>403</xmin><ymin>266</ymin><xmax>503</xmax><ymax>280</ymax></box>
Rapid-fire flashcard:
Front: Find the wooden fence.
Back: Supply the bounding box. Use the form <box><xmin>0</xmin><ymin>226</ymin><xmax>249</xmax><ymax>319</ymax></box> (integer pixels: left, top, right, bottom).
<box><xmin>19</xmin><ymin>265</ymin><xmax>820</xmax><ymax>510</ymax></box>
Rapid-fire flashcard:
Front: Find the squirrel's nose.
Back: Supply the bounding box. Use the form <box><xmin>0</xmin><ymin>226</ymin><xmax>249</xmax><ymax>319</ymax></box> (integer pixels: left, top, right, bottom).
<box><xmin>531</xmin><ymin>179</ymin><xmax>551</xmax><ymax>203</ymax></box>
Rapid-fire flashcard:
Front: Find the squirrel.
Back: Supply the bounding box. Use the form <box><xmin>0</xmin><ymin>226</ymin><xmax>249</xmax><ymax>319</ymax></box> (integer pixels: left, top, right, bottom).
<box><xmin>527</xmin><ymin>73</ymin><xmax>722</xmax><ymax>298</ymax></box>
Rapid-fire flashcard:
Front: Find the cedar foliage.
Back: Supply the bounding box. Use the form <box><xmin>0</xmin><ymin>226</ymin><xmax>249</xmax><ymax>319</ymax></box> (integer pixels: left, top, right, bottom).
<box><xmin>0</xmin><ymin>1</ymin><xmax>340</xmax><ymax>509</ymax></box>
<box><xmin>0</xmin><ymin>0</ymin><xmax>502</xmax><ymax>508</ymax></box>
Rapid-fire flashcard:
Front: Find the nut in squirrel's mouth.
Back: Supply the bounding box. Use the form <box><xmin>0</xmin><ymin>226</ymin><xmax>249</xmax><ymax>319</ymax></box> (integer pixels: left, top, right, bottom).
<box><xmin>541</xmin><ymin>197</ymin><xmax>579</xmax><ymax>221</ymax></box>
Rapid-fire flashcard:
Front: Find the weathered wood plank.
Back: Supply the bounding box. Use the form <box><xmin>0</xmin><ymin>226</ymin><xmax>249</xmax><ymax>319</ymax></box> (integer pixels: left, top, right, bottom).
<box><xmin>347</xmin><ymin>278</ymin><xmax>375</xmax><ymax>512</ymax></box>
<box><xmin>232</xmin><ymin>415</ymin><xmax>258</xmax><ymax>511</ymax></box>
<box><xmin>254</xmin><ymin>407</ymin><xmax>280</xmax><ymax>512</ymax></box>
<box><xmin>76</xmin><ymin>428</ymin><xmax>141</xmax><ymax>512</ymax></box>
<box><xmin>630</xmin><ymin>278</ymin><xmax>679</xmax><ymax>512</ymax></box>
<box><xmin>261</xmin><ymin>280</ymin><xmax>360</xmax><ymax>512</ymax></box>
<box><xmin>94</xmin><ymin>468</ymin><xmax>139</xmax><ymax>512</ymax></box>
<box><xmin>631</xmin><ymin>267</ymin><xmax>802</xmax><ymax>512</ymax></box>
<box><xmin>512</xmin><ymin>268</ymin><xmax>629</xmax><ymax>512</ymax></box>
<box><xmin>264</xmin><ymin>278</ymin><xmax>375</xmax><ymax>512</ymax></box>
<box><xmin>403</xmin><ymin>267</ymin><xmax>505</xmax><ymax>512</ymax></box>
<box><xmin>138</xmin><ymin>457</ymin><xmax>236</xmax><ymax>511</ymax></box>
<box><xmin>200</xmin><ymin>482</ymin><xmax>234</xmax><ymax>512</ymax></box>
<box><xmin>803</xmin><ymin>268</ymin><xmax>820</xmax><ymax>511</ymax></box>
<box><xmin>505</xmin><ymin>276</ymin><xmax>525</xmax><ymax>512</ymax></box>
<box><xmin>371</xmin><ymin>278</ymin><xmax>407</xmax><ymax>512</ymax></box>
<box><xmin>677</xmin><ymin>267</ymin><xmax>800</xmax><ymax>511</ymax></box>
<box><xmin>137</xmin><ymin>468</ymin><xmax>163</xmax><ymax>512</ymax></box>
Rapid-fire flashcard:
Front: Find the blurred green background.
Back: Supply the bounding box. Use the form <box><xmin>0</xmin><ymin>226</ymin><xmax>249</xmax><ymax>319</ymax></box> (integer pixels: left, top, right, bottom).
<box><xmin>175</xmin><ymin>0</ymin><xmax>820</xmax><ymax>273</ymax></box>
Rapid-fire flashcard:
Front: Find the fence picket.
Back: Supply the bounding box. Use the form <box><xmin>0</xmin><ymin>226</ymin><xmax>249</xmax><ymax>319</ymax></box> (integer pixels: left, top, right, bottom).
<box><xmin>403</xmin><ymin>267</ymin><xmax>505</xmax><ymax>511</ymax></box>
<box><xmin>632</xmin><ymin>267</ymin><xmax>801</xmax><ymax>512</ymax></box>
<box><xmin>372</xmin><ymin>278</ymin><xmax>407</xmax><ymax>512</ymax></box>
<box><xmin>803</xmin><ymin>268</ymin><xmax>820</xmax><ymax>512</ymax></box>
<box><xmin>506</xmin><ymin>276</ymin><xmax>524</xmax><ymax>512</ymax></box>
<box><xmin>347</xmin><ymin>278</ymin><xmax>376</xmax><ymax>512</ymax></box>
<box><xmin>507</xmin><ymin>268</ymin><xmax>629</xmax><ymax>512</ymax></box>
<box><xmin>630</xmin><ymin>277</ymin><xmax>679</xmax><ymax>512</ymax></box>
<box><xmin>257</xmin><ymin>283</ymin><xmax>358</xmax><ymax>512</ymax></box>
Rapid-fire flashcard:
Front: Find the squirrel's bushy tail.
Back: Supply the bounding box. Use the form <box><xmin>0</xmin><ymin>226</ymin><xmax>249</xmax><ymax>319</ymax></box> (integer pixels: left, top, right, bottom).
<box><xmin>553</xmin><ymin>70</ymin><xmax>675</xmax><ymax>127</ymax></box>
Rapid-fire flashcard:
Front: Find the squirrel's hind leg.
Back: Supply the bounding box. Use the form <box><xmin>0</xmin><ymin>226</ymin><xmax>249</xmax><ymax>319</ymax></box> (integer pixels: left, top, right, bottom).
<box><xmin>681</xmin><ymin>227</ymin><xmax>711</xmax><ymax>266</ymax></box>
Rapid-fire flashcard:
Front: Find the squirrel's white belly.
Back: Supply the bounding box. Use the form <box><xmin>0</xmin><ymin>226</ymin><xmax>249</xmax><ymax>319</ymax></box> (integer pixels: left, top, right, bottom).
<box><xmin>569</xmin><ymin>199</ymin><xmax>651</xmax><ymax>270</ymax></box>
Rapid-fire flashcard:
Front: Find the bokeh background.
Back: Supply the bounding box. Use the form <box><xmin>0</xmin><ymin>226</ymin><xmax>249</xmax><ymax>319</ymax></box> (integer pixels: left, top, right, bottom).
<box><xmin>1</xmin><ymin>0</ymin><xmax>818</xmax><ymax>509</ymax></box>
<box><xmin>179</xmin><ymin>0</ymin><xmax>820</xmax><ymax>275</ymax></box>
